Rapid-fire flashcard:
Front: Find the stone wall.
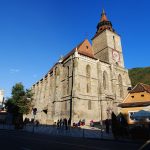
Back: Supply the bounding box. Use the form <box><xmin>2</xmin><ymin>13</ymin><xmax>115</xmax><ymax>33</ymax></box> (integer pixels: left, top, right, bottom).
<box><xmin>26</xmin><ymin>29</ymin><xmax>131</xmax><ymax>125</ymax></box>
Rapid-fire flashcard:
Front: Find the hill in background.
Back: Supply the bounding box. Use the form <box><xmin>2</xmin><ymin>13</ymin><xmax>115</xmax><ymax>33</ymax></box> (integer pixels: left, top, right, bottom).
<box><xmin>128</xmin><ymin>67</ymin><xmax>150</xmax><ymax>87</ymax></box>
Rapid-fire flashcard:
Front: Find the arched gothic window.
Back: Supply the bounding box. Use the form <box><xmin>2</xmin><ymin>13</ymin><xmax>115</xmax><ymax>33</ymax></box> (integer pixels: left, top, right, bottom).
<box><xmin>118</xmin><ymin>74</ymin><xmax>123</xmax><ymax>98</ymax></box>
<box><xmin>86</xmin><ymin>65</ymin><xmax>91</xmax><ymax>77</ymax></box>
<box><xmin>103</xmin><ymin>71</ymin><xmax>108</xmax><ymax>90</ymax></box>
<box><xmin>67</xmin><ymin>66</ymin><xmax>69</xmax><ymax>78</ymax></box>
<box><xmin>86</xmin><ymin>65</ymin><xmax>91</xmax><ymax>93</ymax></box>
<box><xmin>55</xmin><ymin>67</ymin><xmax>59</xmax><ymax>76</ymax></box>
<box><xmin>88</xmin><ymin>100</ymin><xmax>92</xmax><ymax>110</ymax></box>
<box><xmin>87</xmin><ymin>83</ymin><xmax>91</xmax><ymax>93</ymax></box>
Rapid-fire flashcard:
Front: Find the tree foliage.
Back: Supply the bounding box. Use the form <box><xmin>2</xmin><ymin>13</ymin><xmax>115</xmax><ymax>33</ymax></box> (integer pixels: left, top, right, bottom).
<box><xmin>5</xmin><ymin>83</ymin><xmax>33</xmax><ymax>115</ymax></box>
<box><xmin>129</xmin><ymin>67</ymin><xmax>150</xmax><ymax>87</ymax></box>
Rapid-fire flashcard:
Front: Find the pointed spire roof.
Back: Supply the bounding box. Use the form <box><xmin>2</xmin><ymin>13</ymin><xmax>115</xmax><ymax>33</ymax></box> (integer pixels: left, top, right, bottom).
<box><xmin>100</xmin><ymin>9</ymin><xmax>108</xmax><ymax>22</ymax></box>
<box><xmin>92</xmin><ymin>9</ymin><xmax>115</xmax><ymax>39</ymax></box>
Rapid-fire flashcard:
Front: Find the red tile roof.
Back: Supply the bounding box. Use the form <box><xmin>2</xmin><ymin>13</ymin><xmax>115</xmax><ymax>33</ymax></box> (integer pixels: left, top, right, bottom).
<box><xmin>34</xmin><ymin>39</ymin><xmax>96</xmax><ymax>85</ymax></box>
<box><xmin>130</xmin><ymin>83</ymin><xmax>150</xmax><ymax>93</ymax></box>
<box><xmin>63</xmin><ymin>39</ymin><xmax>96</xmax><ymax>62</ymax></box>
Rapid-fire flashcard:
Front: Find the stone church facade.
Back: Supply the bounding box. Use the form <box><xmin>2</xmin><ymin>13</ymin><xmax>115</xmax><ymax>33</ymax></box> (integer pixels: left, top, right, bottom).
<box><xmin>27</xmin><ymin>10</ymin><xmax>131</xmax><ymax>125</ymax></box>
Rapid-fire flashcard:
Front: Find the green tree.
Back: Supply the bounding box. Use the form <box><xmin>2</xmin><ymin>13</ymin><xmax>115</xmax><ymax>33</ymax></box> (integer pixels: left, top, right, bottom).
<box><xmin>5</xmin><ymin>83</ymin><xmax>33</xmax><ymax>128</ymax></box>
<box><xmin>129</xmin><ymin>67</ymin><xmax>150</xmax><ymax>87</ymax></box>
<box><xmin>6</xmin><ymin>83</ymin><xmax>33</xmax><ymax>114</ymax></box>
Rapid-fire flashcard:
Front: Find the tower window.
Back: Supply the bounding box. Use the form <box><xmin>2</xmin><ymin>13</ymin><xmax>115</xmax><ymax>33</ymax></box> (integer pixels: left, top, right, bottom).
<box><xmin>86</xmin><ymin>46</ymin><xmax>89</xmax><ymax>49</ymax></box>
<box><xmin>131</xmin><ymin>96</ymin><xmax>134</xmax><ymax>98</ymax></box>
<box><xmin>141</xmin><ymin>94</ymin><xmax>144</xmax><ymax>97</ymax></box>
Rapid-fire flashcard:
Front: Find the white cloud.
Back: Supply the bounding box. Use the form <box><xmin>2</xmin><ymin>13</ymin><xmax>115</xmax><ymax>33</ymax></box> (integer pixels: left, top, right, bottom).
<box><xmin>10</xmin><ymin>69</ymin><xmax>20</xmax><ymax>74</ymax></box>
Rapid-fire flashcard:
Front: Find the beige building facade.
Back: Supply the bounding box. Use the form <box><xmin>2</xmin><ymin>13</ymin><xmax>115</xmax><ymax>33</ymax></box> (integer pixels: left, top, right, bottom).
<box><xmin>27</xmin><ymin>10</ymin><xmax>131</xmax><ymax>125</ymax></box>
<box><xmin>118</xmin><ymin>83</ymin><xmax>150</xmax><ymax>125</ymax></box>
<box><xmin>0</xmin><ymin>89</ymin><xmax>4</xmax><ymax>107</ymax></box>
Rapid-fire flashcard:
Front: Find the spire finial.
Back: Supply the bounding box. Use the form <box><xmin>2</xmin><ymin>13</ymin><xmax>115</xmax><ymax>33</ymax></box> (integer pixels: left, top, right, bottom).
<box><xmin>102</xmin><ymin>8</ymin><xmax>105</xmax><ymax>15</ymax></box>
<box><xmin>100</xmin><ymin>9</ymin><xmax>108</xmax><ymax>22</ymax></box>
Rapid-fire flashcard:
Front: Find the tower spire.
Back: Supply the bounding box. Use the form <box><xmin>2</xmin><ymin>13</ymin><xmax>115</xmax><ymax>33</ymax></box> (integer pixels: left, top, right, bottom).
<box><xmin>100</xmin><ymin>8</ymin><xmax>108</xmax><ymax>22</ymax></box>
<box><xmin>102</xmin><ymin>8</ymin><xmax>105</xmax><ymax>14</ymax></box>
<box><xmin>96</xmin><ymin>9</ymin><xmax>114</xmax><ymax>34</ymax></box>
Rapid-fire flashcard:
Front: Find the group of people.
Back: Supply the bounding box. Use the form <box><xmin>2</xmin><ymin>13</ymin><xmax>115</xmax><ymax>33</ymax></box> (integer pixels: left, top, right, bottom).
<box><xmin>23</xmin><ymin>117</ymin><xmax>39</xmax><ymax>127</ymax></box>
<box><xmin>73</xmin><ymin>119</ymin><xmax>85</xmax><ymax>127</ymax></box>
<box><xmin>56</xmin><ymin>118</ymin><xmax>70</xmax><ymax>130</ymax></box>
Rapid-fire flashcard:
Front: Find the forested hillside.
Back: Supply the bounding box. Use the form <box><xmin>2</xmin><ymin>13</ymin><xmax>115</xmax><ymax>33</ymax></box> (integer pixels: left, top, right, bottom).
<box><xmin>128</xmin><ymin>67</ymin><xmax>150</xmax><ymax>87</ymax></box>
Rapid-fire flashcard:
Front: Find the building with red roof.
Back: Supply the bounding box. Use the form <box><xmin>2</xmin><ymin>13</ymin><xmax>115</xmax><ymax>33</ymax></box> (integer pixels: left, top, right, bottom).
<box><xmin>25</xmin><ymin>9</ymin><xmax>131</xmax><ymax>125</ymax></box>
<box><xmin>118</xmin><ymin>83</ymin><xmax>150</xmax><ymax>124</ymax></box>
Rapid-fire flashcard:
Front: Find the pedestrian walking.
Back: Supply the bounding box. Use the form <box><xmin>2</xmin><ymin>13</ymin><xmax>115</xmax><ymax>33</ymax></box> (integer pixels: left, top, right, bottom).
<box><xmin>64</xmin><ymin>118</ymin><xmax>68</xmax><ymax>130</ymax></box>
<box><xmin>57</xmin><ymin>119</ymin><xmax>60</xmax><ymax>129</ymax></box>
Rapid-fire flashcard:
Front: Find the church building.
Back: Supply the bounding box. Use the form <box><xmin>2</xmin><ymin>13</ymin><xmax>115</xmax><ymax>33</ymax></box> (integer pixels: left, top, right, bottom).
<box><xmin>27</xmin><ymin>10</ymin><xmax>131</xmax><ymax>125</ymax></box>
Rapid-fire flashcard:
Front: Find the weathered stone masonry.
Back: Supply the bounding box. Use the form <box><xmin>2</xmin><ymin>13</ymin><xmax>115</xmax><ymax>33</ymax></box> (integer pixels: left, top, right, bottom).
<box><xmin>26</xmin><ymin>10</ymin><xmax>131</xmax><ymax>125</ymax></box>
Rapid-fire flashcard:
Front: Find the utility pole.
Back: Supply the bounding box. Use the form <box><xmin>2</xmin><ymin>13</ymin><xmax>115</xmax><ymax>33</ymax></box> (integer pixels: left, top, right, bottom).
<box><xmin>97</xmin><ymin>61</ymin><xmax>103</xmax><ymax>138</ymax></box>
<box><xmin>69</xmin><ymin>55</ymin><xmax>74</xmax><ymax>126</ymax></box>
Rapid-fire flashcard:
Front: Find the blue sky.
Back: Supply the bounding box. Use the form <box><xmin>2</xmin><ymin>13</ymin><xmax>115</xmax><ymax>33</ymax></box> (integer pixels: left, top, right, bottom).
<box><xmin>0</xmin><ymin>0</ymin><xmax>150</xmax><ymax>97</ymax></box>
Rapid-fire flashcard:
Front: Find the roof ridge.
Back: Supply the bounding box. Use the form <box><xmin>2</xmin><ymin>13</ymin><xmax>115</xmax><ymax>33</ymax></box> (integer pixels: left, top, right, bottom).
<box><xmin>62</xmin><ymin>39</ymin><xmax>95</xmax><ymax>62</ymax></box>
<box><xmin>130</xmin><ymin>83</ymin><xmax>150</xmax><ymax>93</ymax></box>
<box><xmin>140</xmin><ymin>83</ymin><xmax>150</xmax><ymax>93</ymax></box>
<box><xmin>130</xmin><ymin>84</ymin><xmax>138</xmax><ymax>92</ymax></box>
<box><xmin>76</xmin><ymin>39</ymin><xmax>89</xmax><ymax>50</ymax></box>
<box><xmin>140</xmin><ymin>82</ymin><xmax>150</xmax><ymax>86</ymax></box>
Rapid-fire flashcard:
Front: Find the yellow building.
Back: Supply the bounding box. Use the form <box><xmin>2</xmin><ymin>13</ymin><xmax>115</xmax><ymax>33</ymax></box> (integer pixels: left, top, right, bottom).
<box><xmin>118</xmin><ymin>83</ymin><xmax>150</xmax><ymax>125</ymax></box>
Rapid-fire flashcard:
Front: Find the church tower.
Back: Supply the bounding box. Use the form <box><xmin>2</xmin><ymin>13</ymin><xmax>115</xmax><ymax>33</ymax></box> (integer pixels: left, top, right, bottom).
<box><xmin>92</xmin><ymin>9</ymin><xmax>124</xmax><ymax>68</ymax></box>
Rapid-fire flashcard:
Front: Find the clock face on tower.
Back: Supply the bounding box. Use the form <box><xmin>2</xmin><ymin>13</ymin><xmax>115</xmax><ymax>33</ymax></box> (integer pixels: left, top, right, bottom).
<box><xmin>112</xmin><ymin>50</ymin><xmax>120</xmax><ymax>62</ymax></box>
